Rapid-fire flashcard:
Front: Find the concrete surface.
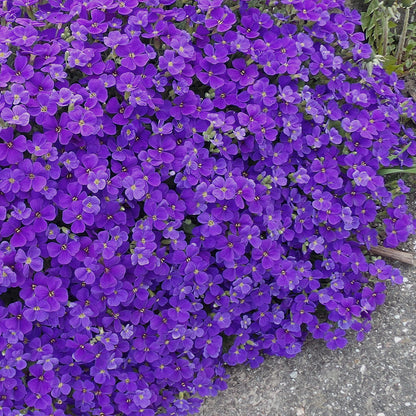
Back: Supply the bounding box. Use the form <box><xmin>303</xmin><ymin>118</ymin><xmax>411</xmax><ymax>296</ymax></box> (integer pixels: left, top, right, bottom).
<box><xmin>199</xmin><ymin>261</ymin><xmax>416</xmax><ymax>416</ymax></box>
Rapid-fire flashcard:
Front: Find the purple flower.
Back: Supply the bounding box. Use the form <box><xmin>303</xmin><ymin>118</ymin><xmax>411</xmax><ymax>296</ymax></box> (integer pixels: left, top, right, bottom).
<box><xmin>197</xmin><ymin>212</ymin><xmax>222</xmax><ymax>237</ymax></box>
<box><xmin>228</xmin><ymin>58</ymin><xmax>259</xmax><ymax>86</ymax></box>
<box><xmin>1</xmin><ymin>217</ymin><xmax>35</xmax><ymax>247</ymax></box>
<box><xmin>73</xmin><ymin>379</ymin><xmax>95</xmax><ymax>404</ymax></box>
<box><xmin>341</xmin><ymin>117</ymin><xmax>361</xmax><ymax>133</ymax></box>
<box><xmin>159</xmin><ymin>50</ymin><xmax>185</xmax><ymax>76</ymax></box>
<box><xmin>23</xmin><ymin>296</ymin><xmax>50</xmax><ymax>322</ymax></box>
<box><xmin>48</xmin><ymin>63</ymin><xmax>68</xmax><ymax>81</ymax></box>
<box><xmin>0</xmin><ymin>168</ymin><xmax>24</xmax><ymax>194</ymax></box>
<box><xmin>87</xmin><ymin>169</ymin><xmax>108</xmax><ymax>193</ymax></box>
<box><xmin>205</xmin><ymin>6</ymin><xmax>236</xmax><ymax>32</ymax></box>
<box><xmin>75</xmin><ymin>258</ymin><xmax>98</xmax><ymax>284</ymax></box>
<box><xmin>68</xmin><ymin>304</ymin><xmax>94</xmax><ymax>330</ymax></box>
<box><xmin>252</xmin><ymin>240</ymin><xmax>282</xmax><ymax>269</ymax></box>
<box><xmin>325</xmin><ymin>329</ymin><xmax>348</xmax><ymax>350</ymax></box>
<box><xmin>67</xmin><ymin>106</ymin><xmax>98</xmax><ymax>136</ymax></box>
<box><xmin>0</xmin><ymin>128</ymin><xmax>26</xmax><ymax>164</ymax></box>
<box><xmin>19</xmin><ymin>159</ymin><xmax>47</xmax><ymax>192</ymax></box>
<box><xmin>116</xmin><ymin>41</ymin><xmax>149</xmax><ymax>70</ymax></box>
<box><xmin>51</xmin><ymin>374</ymin><xmax>72</xmax><ymax>398</ymax></box>
<box><xmin>196</xmin><ymin>60</ymin><xmax>226</xmax><ymax>89</ymax></box>
<box><xmin>123</xmin><ymin>175</ymin><xmax>147</xmax><ymax>201</ymax></box>
<box><xmin>202</xmin><ymin>335</ymin><xmax>223</xmax><ymax>358</ymax></box>
<box><xmin>171</xmin><ymin>36</ymin><xmax>195</xmax><ymax>59</ymax></box>
<box><xmin>28</xmin><ymin>365</ymin><xmax>54</xmax><ymax>396</ymax></box>
<box><xmin>94</xmin><ymin>231</ymin><xmax>118</xmax><ymax>260</ymax></box>
<box><xmin>13</xmin><ymin>25</ymin><xmax>38</xmax><ymax>46</ymax></box>
<box><xmin>28</xmin><ymin>93</ymin><xmax>57</xmax><ymax>124</ymax></box>
<box><xmin>9</xmin><ymin>55</ymin><xmax>34</xmax><ymax>83</ymax></box>
<box><xmin>47</xmin><ymin>233</ymin><xmax>80</xmax><ymax>264</ymax></box>
<box><xmin>26</xmin><ymin>133</ymin><xmax>51</xmax><ymax>157</ymax></box>
<box><xmin>15</xmin><ymin>246</ymin><xmax>43</xmax><ymax>273</ymax></box>
<box><xmin>133</xmin><ymin>388</ymin><xmax>152</xmax><ymax>408</ymax></box>
<box><xmin>238</xmin><ymin>104</ymin><xmax>267</xmax><ymax>133</ymax></box>
<box><xmin>1</xmin><ymin>105</ymin><xmax>30</xmax><ymax>126</ymax></box>
<box><xmin>353</xmin><ymin>42</ymin><xmax>372</xmax><ymax>59</ymax></box>
<box><xmin>82</xmin><ymin>195</ymin><xmax>100</xmax><ymax>215</ymax></box>
<box><xmin>60</xmin><ymin>151</ymin><xmax>80</xmax><ymax>171</ymax></box>
<box><xmin>4</xmin><ymin>84</ymin><xmax>29</xmax><ymax>105</ymax></box>
<box><xmin>34</xmin><ymin>277</ymin><xmax>68</xmax><ymax>312</ymax></box>
<box><xmin>100</xmin><ymin>258</ymin><xmax>126</xmax><ymax>289</ymax></box>
<box><xmin>11</xmin><ymin>201</ymin><xmax>30</xmax><ymax>221</ymax></box>
<box><xmin>0</xmin><ymin>44</ymin><xmax>11</xmax><ymax>64</ymax></box>
<box><xmin>310</xmin><ymin>157</ymin><xmax>341</xmax><ymax>188</ymax></box>
<box><xmin>104</xmin><ymin>31</ymin><xmax>129</xmax><ymax>48</ymax></box>
<box><xmin>5</xmin><ymin>301</ymin><xmax>32</xmax><ymax>334</ymax></box>
<box><xmin>210</xmin><ymin>176</ymin><xmax>237</xmax><ymax>200</ymax></box>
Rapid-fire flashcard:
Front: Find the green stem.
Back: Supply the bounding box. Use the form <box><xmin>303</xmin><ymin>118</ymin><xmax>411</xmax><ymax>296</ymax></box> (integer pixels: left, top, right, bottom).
<box><xmin>382</xmin><ymin>10</ymin><xmax>389</xmax><ymax>56</ymax></box>
<box><xmin>387</xmin><ymin>142</ymin><xmax>412</xmax><ymax>161</ymax></box>
<box><xmin>26</xmin><ymin>6</ymin><xmax>35</xmax><ymax>19</ymax></box>
<box><xmin>1</xmin><ymin>0</ymin><xmax>8</xmax><ymax>23</ymax></box>
<box><xmin>396</xmin><ymin>7</ymin><xmax>410</xmax><ymax>63</ymax></box>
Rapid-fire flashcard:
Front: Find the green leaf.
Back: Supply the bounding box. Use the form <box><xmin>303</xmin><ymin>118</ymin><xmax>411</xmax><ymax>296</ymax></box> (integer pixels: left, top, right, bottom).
<box><xmin>401</xmin><ymin>0</ymin><xmax>415</xmax><ymax>8</ymax></box>
<box><xmin>382</xmin><ymin>54</ymin><xmax>402</xmax><ymax>74</ymax></box>
<box><xmin>378</xmin><ymin>167</ymin><xmax>416</xmax><ymax>175</ymax></box>
<box><xmin>405</xmin><ymin>42</ymin><xmax>416</xmax><ymax>52</ymax></box>
<box><xmin>367</xmin><ymin>0</ymin><xmax>381</xmax><ymax>13</ymax></box>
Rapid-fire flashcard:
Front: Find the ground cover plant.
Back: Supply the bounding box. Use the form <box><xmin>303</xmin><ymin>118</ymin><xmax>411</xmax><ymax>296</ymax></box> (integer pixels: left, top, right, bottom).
<box><xmin>0</xmin><ymin>0</ymin><xmax>416</xmax><ymax>415</ymax></box>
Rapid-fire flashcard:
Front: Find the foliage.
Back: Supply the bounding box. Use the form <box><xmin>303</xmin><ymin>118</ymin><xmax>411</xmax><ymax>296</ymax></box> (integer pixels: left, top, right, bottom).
<box><xmin>360</xmin><ymin>0</ymin><xmax>416</xmax><ymax>75</ymax></box>
<box><xmin>0</xmin><ymin>0</ymin><xmax>415</xmax><ymax>415</ymax></box>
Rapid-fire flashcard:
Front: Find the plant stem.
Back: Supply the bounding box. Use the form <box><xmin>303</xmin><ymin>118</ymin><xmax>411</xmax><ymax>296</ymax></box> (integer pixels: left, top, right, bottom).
<box><xmin>370</xmin><ymin>245</ymin><xmax>416</xmax><ymax>266</ymax></box>
<box><xmin>26</xmin><ymin>6</ymin><xmax>35</xmax><ymax>19</ymax></box>
<box><xmin>382</xmin><ymin>9</ymin><xmax>389</xmax><ymax>56</ymax></box>
<box><xmin>396</xmin><ymin>7</ymin><xmax>410</xmax><ymax>63</ymax></box>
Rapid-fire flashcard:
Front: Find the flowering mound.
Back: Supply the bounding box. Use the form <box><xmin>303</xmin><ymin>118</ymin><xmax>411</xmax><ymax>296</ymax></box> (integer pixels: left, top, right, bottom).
<box><xmin>0</xmin><ymin>0</ymin><xmax>416</xmax><ymax>414</ymax></box>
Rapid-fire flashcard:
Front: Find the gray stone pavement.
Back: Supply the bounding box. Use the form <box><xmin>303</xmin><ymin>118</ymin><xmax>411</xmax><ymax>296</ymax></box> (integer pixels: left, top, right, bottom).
<box><xmin>199</xmin><ymin>261</ymin><xmax>416</xmax><ymax>416</ymax></box>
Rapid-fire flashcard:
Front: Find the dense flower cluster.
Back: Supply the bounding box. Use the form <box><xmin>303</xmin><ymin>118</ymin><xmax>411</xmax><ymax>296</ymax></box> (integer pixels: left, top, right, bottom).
<box><xmin>0</xmin><ymin>0</ymin><xmax>415</xmax><ymax>414</ymax></box>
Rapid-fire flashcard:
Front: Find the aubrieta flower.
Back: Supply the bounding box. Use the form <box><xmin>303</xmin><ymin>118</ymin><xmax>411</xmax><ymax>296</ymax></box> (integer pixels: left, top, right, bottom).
<box><xmin>47</xmin><ymin>233</ymin><xmax>80</xmax><ymax>265</ymax></box>
<box><xmin>15</xmin><ymin>246</ymin><xmax>43</xmax><ymax>274</ymax></box>
<box><xmin>0</xmin><ymin>1</ymin><xmax>415</xmax><ymax>415</ymax></box>
<box><xmin>67</xmin><ymin>106</ymin><xmax>98</xmax><ymax>136</ymax></box>
<box><xmin>1</xmin><ymin>105</ymin><xmax>30</xmax><ymax>126</ymax></box>
<box><xmin>0</xmin><ymin>128</ymin><xmax>26</xmax><ymax>164</ymax></box>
